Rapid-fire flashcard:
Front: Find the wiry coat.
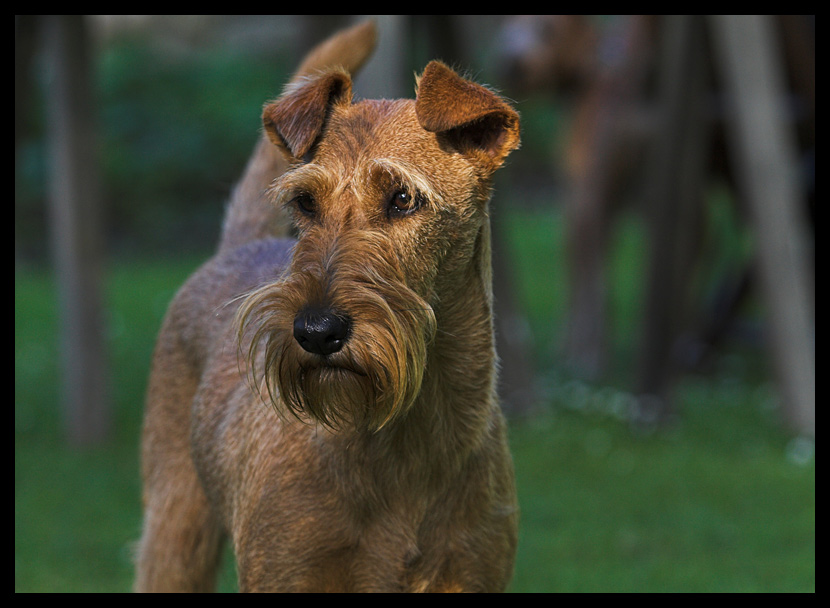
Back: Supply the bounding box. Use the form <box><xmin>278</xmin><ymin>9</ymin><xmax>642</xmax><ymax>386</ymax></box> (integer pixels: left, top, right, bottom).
<box><xmin>136</xmin><ymin>21</ymin><xmax>520</xmax><ymax>592</ymax></box>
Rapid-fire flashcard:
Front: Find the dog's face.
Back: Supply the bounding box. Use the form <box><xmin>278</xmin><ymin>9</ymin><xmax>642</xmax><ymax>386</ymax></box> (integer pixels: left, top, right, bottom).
<box><xmin>239</xmin><ymin>62</ymin><xmax>519</xmax><ymax>432</ymax></box>
<box><xmin>274</xmin><ymin>98</ymin><xmax>482</xmax><ymax>303</ymax></box>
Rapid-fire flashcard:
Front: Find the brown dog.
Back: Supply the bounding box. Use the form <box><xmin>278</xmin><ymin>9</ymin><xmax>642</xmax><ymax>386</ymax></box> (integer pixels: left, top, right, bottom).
<box><xmin>135</xmin><ymin>21</ymin><xmax>520</xmax><ymax>592</ymax></box>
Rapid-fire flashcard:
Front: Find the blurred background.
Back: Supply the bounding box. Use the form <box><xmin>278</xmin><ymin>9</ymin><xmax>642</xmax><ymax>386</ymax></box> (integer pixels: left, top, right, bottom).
<box><xmin>15</xmin><ymin>15</ymin><xmax>814</xmax><ymax>592</ymax></box>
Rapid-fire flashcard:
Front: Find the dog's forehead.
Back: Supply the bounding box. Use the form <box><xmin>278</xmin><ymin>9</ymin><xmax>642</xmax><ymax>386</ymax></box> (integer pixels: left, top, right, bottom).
<box><xmin>292</xmin><ymin>96</ymin><xmax>482</xmax><ymax>209</ymax></box>
<box><xmin>322</xmin><ymin>98</ymin><xmax>433</xmax><ymax>160</ymax></box>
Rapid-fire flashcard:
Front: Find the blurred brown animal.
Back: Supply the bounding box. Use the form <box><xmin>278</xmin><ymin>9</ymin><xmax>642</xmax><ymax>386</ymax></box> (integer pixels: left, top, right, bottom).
<box><xmin>135</xmin><ymin>20</ymin><xmax>520</xmax><ymax>592</ymax></box>
<box><xmin>500</xmin><ymin>15</ymin><xmax>657</xmax><ymax>379</ymax></box>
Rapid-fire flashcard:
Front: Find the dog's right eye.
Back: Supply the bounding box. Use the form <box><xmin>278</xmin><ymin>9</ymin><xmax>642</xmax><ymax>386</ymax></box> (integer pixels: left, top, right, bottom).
<box><xmin>292</xmin><ymin>193</ymin><xmax>316</xmax><ymax>216</ymax></box>
<box><xmin>387</xmin><ymin>189</ymin><xmax>423</xmax><ymax>218</ymax></box>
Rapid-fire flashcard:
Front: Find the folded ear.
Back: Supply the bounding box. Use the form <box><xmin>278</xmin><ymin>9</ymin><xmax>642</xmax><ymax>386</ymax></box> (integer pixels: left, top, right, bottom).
<box><xmin>415</xmin><ymin>61</ymin><xmax>520</xmax><ymax>172</ymax></box>
<box><xmin>262</xmin><ymin>69</ymin><xmax>352</xmax><ymax>162</ymax></box>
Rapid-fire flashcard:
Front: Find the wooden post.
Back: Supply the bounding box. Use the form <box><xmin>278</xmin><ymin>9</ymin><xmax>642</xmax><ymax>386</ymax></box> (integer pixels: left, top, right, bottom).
<box><xmin>44</xmin><ymin>15</ymin><xmax>111</xmax><ymax>445</ymax></box>
<box><xmin>637</xmin><ymin>15</ymin><xmax>709</xmax><ymax>424</ymax></box>
<box><xmin>709</xmin><ymin>15</ymin><xmax>814</xmax><ymax>436</ymax></box>
<box><xmin>353</xmin><ymin>14</ymin><xmax>408</xmax><ymax>99</ymax></box>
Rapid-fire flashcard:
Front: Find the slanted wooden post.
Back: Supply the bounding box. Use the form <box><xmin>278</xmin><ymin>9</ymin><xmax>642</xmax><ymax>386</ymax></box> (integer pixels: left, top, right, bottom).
<box><xmin>710</xmin><ymin>15</ymin><xmax>814</xmax><ymax>436</ymax></box>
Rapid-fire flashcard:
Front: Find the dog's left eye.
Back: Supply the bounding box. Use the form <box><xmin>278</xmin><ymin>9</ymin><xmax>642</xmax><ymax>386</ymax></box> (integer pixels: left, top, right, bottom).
<box><xmin>291</xmin><ymin>192</ymin><xmax>317</xmax><ymax>216</ymax></box>
<box><xmin>388</xmin><ymin>189</ymin><xmax>422</xmax><ymax>217</ymax></box>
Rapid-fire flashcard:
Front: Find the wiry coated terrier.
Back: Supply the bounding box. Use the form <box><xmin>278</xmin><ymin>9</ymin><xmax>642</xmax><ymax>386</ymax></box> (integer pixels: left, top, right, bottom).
<box><xmin>135</xmin><ymin>21</ymin><xmax>520</xmax><ymax>593</ymax></box>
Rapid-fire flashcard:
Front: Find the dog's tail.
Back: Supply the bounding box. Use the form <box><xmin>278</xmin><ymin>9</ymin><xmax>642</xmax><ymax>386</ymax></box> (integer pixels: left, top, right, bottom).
<box><xmin>218</xmin><ymin>20</ymin><xmax>377</xmax><ymax>253</ymax></box>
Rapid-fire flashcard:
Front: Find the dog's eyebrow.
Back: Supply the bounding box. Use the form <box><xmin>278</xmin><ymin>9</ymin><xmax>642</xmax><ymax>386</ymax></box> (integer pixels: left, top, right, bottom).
<box><xmin>270</xmin><ymin>163</ymin><xmax>334</xmax><ymax>207</ymax></box>
<box><xmin>369</xmin><ymin>158</ymin><xmax>443</xmax><ymax>209</ymax></box>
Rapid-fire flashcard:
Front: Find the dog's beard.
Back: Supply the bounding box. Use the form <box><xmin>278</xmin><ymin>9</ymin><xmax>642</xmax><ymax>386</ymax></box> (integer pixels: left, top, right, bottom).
<box><xmin>279</xmin><ymin>351</ymin><xmax>377</xmax><ymax>430</ymax></box>
<box><xmin>237</xmin><ymin>235</ymin><xmax>437</xmax><ymax>432</ymax></box>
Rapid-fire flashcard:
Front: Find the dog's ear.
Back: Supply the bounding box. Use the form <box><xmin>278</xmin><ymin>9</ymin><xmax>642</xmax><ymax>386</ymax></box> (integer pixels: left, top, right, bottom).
<box><xmin>415</xmin><ymin>61</ymin><xmax>520</xmax><ymax>171</ymax></box>
<box><xmin>262</xmin><ymin>69</ymin><xmax>352</xmax><ymax>162</ymax></box>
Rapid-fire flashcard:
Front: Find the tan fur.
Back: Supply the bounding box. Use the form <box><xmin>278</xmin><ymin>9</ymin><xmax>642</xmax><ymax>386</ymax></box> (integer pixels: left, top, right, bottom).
<box><xmin>136</xmin><ymin>21</ymin><xmax>520</xmax><ymax>593</ymax></box>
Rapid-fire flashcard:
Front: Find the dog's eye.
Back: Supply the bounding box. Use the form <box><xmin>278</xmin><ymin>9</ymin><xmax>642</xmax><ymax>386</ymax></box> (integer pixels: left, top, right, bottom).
<box><xmin>292</xmin><ymin>192</ymin><xmax>316</xmax><ymax>216</ymax></box>
<box><xmin>388</xmin><ymin>189</ymin><xmax>422</xmax><ymax>218</ymax></box>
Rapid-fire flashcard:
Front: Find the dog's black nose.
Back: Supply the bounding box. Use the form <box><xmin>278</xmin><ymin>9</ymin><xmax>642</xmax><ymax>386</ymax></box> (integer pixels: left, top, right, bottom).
<box><xmin>293</xmin><ymin>308</ymin><xmax>351</xmax><ymax>356</ymax></box>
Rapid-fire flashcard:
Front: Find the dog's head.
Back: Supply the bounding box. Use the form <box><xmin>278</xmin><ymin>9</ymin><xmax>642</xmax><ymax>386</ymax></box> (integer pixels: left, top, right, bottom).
<box><xmin>240</xmin><ymin>62</ymin><xmax>520</xmax><ymax>432</ymax></box>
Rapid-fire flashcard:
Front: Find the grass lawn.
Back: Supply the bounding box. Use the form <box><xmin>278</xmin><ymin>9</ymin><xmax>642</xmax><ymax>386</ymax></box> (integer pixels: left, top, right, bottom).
<box><xmin>14</xmin><ymin>209</ymin><xmax>814</xmax><ymax>592</ymax></box>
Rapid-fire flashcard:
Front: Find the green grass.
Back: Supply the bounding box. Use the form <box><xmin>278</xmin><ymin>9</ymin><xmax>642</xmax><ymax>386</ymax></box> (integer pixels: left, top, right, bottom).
<box><xmin>508</xmin><ymin>389</ymin><xmax>814</xmax><ymax>592</ymax></box>
<box><xmin>15</xmin><ymin>209</ymin><xmax>814</xmax><ymax>593</ymax></box>
<box><xmin>15</xmin><ymin>257</ymin><xmax>202</xmax><ymax>592</ymax></box>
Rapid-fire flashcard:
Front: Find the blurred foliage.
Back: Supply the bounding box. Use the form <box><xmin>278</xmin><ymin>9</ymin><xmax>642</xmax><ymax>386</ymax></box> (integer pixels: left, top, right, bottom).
<box><xmin>16</xmin><ymin>34</ymin><xmax>292</xmax><ymax>261</ymax></box>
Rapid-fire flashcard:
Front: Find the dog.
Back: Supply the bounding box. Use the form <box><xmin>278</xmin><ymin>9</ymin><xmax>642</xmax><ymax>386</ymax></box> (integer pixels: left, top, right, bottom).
<box><xmin>135</xmin><ymin>20</ymin><xmax>520</xmax><ymax>592</ymax></box>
